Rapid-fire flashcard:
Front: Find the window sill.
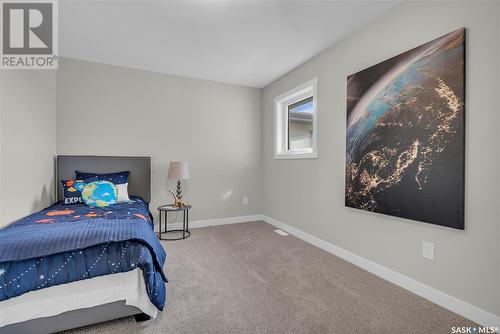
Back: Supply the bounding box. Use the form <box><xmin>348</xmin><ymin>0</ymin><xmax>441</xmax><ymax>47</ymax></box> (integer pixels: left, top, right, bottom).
<box><xmin>274</xmin><ymin>152</ymin><xmax>317</xmax><ymax>160</ymax></box>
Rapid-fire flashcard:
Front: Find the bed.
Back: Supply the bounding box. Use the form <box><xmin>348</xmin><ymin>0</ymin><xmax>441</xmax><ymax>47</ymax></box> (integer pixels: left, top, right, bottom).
<box><xmin>0</xmin><ymin>156</ymin><xmax>166</xmax><ymax>333</ymax></box>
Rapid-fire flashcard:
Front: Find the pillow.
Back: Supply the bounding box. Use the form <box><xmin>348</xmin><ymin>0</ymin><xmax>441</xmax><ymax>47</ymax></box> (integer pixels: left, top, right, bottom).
<box><xmin>81</xmin><ymin>181</ymin><xmax>118</xmax><ymax>208</ymax></box>
<box><xmin>75</xmin><ymin>171</ymin><xmax>129</xmax><ymax>184</ymax></box>
<box><xmin>76</xmin><ymin>171</ymin><xmax>130</xmax><ymax>202</ymax></box>
<box><xmin>115</xmin><ymin>183</ymin><xmax>130</xmax><ymax>202</ymax></box>
<box><xmin>61</xmin><ymin>177</ymin><xmax>98</xmax><ymax>205</ymax></box>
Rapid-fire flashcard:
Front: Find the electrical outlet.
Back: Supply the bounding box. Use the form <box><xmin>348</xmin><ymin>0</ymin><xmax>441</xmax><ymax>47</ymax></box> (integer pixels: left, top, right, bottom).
<box><xmin>422</xmin><ymin>241</ymin><xmax>434</xmax><ymax>260</ymax></box>
<box><xmin>242</xmin><ymin>196</ymin><xmax>248</xmax><ymax>205</ymax></box>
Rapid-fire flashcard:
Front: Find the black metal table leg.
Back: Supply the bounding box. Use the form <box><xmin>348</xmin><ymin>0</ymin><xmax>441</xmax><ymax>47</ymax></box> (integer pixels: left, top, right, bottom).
<box><xmin>158</xmin><ymin>210</ymin><xmax>162</xmax><ymax>240</ymax></box>
<box><xmin>182</xmin><ymin>210</ymin><xmax>186</xmax><ymax>239</ymax></box>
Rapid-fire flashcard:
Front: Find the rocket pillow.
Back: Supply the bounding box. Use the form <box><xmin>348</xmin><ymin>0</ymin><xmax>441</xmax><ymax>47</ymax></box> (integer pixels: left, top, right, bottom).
<box><xmin>61</xmin><ymin>177</ymin><xmax>98</xmax><ymax>205</ymax></box>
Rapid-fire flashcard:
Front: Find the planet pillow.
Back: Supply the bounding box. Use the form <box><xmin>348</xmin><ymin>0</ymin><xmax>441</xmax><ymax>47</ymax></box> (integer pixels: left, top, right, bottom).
<box><xmin>76</xmin><ymin>171</ymin><xmax>130</xmax><ymax>202</ymax></box>
<box><xmin>81</xmin><ymin>181</ymin><xmax>118</xmax><ymax>208</ymax></box>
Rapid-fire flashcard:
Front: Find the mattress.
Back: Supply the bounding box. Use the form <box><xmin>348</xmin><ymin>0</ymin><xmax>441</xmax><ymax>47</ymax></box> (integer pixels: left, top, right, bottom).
<box><xmin>0</xmin><ymin>268</ymin><xmax>156</xmax><ymax>329</ymax></box>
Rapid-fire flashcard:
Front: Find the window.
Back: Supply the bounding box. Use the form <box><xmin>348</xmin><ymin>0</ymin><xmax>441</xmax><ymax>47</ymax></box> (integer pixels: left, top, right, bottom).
<box><xmin>274</xmin><ymin>78</ymin><xmax>318</xmax><ymax>159</ymax></box>
<box><xmin>288</xmin><ymin>96</ymin><xmax>313</xmax><ymax>151</ymax></box>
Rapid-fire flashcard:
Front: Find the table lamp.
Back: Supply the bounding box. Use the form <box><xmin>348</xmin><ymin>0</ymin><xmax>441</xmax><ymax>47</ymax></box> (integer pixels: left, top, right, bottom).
<box><xmin>168</xmin><ymin>161</ymin><xmax>189</xmax><ymax>208</ymax></box>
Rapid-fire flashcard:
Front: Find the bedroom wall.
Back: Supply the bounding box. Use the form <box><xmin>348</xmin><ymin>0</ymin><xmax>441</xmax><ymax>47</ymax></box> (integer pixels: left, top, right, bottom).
<box><xmin>261</xmin><ymin>0</ymin><xmax>500</xmax><ymax>319</ymax></box>
<box><xmin>0</xmin><ymin>71</ymin><xmax>57</xmax><ymax>227</ymax></box>
<box><xmin>0</xmin><ymin>72</ymin><xmax>2</xmax><ymax>224</ymax></box>
<box><xmin>56</xmin><ymin>58</ymin><xmax>262</xmax><ymax>222</ymax></box>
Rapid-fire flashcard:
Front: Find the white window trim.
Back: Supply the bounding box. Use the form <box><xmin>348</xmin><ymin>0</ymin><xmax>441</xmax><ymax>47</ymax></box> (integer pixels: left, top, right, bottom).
<box><xmin>274</xmin><ymin>78</ymin><xmax>318</xmax><ymax>159</ymax></box>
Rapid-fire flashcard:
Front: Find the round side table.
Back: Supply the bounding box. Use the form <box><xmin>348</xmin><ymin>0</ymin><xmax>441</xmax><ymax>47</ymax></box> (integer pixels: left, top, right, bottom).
<box><xmin>157</xmin><ymin>204</ymin><xmax>191</xmax><ymax>240</ymax></box>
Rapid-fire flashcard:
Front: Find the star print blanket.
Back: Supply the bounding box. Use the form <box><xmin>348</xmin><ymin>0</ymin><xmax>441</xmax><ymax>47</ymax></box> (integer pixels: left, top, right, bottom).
<box><xmin>0</xmin><ymin>197</ymin><xmax>167</xmax><ymax>311</ymax></box>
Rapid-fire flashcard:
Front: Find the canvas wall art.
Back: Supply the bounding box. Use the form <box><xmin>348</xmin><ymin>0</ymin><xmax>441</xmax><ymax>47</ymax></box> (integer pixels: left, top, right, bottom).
<box><xmin>345</xmin><ymin>28</ymin><xmax>465</xmax><ymax>229</ymax></box>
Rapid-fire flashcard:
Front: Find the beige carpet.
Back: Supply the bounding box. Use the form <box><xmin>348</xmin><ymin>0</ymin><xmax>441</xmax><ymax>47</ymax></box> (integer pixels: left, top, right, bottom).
<box><xmin>65</xmin><ymin>221</ymin><xmax>474</xmax><ymax>333</ymax></box>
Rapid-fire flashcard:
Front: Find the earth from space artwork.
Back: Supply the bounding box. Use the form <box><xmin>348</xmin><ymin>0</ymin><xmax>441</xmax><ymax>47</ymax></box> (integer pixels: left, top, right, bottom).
<box><xmin>345</xmin><ymin>28</ymin><xmax>465</xmax><ymax>229</ymax></box>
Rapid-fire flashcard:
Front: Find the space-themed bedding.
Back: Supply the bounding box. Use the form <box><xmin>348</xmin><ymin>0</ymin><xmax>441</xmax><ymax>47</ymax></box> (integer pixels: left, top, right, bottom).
<box><xmin>0</xmin><ymin>197</ymin><xmax>167</xmax><ymax>310</ymax></box>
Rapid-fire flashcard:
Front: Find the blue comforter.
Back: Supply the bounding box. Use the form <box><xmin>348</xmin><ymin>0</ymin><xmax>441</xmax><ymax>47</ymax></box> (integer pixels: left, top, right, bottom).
<box><xmin>0</xmin><ymin>197</ymin><xmax>167</xmax><ymax>310</ymax></box>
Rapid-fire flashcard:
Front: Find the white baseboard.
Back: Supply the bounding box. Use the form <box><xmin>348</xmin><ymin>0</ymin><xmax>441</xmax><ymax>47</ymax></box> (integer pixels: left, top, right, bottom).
<box><xmin>165</xmin><ymin>214</ymin><xmax>262</xmax><ymax>230</ymax></box>
<box><xmin>261</xmin><ymin>215</ymin><xmax>500</xmax><ymax>329</ymax></box>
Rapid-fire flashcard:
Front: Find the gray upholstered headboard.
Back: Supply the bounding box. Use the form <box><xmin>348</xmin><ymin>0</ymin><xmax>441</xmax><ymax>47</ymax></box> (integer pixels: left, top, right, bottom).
<box><xmin>56</xmin><ymin>155</ymin><xmax>151</xmax><ymax>203</ymax></box>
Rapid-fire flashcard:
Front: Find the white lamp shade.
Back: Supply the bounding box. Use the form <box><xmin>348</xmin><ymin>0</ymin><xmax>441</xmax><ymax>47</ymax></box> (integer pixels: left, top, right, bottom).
<box><xmin>168</xmin><ymin>161</ymin><xmax>189</xmax><ymax>180</ymax></box>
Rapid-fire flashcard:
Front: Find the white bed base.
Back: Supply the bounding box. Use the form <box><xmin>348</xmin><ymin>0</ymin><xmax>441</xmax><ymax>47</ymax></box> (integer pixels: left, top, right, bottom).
<box><xmin>0</xmin><ymin>268</ymin><xmax>157</xmax><ymax>333</ymax></box>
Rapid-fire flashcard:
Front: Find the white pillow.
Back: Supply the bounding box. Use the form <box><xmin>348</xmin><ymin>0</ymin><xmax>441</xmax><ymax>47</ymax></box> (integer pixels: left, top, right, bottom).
<box><xmin>115</xmin><ymin>183</ymin><xmax>130</xmax><ymax>202</ymax></box>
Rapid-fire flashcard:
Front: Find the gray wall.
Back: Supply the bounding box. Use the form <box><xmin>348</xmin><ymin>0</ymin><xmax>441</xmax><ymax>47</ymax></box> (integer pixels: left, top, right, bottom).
<box><xmin>261</xmin><ymin>1</ymin><xmax>500</xmax><ymax>317</ymax></box>
<box><xmin>0</xmin><ymin>71</ymin><xmax>56</xmax><ymax>227</ymax></box>
<box><xmin>56</xmin><ymin>58</ymin><xmax>262</xmax><ymax>221</ymax></box>
<box><xmin>0</xmin><ymin>72</ymin><xmax>2</xmax><ymax>223</ymax></box>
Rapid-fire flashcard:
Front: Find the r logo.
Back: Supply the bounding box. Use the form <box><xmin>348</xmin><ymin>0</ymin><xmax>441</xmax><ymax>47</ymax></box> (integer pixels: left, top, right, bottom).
<box><xmin>2</xmin><ymin>2</ymin><xmax>53</xmax><ymax>54</ymax></box>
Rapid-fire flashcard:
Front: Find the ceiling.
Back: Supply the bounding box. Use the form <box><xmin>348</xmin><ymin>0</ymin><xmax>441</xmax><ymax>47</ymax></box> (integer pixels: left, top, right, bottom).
<box><xmin>60</xmin><ymin>1</ymin><xmax>399</xmax><ymax>88</ymax></box>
